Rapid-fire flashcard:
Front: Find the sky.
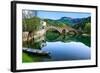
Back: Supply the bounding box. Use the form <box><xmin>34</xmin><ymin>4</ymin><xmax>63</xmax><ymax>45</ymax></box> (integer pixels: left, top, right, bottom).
<box><xmin>23</xmin><ymin>10</ymin><xmax>91</xmax><ymax>20</ymax></box>
<box><xmin>36</xmin><ymin>10</ymin><xmax>91</xmax><ymax>20</ymax></box>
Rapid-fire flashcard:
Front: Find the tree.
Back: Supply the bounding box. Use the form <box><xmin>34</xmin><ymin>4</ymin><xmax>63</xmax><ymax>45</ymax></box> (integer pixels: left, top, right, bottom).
<box><xmin>84</xmin><ymin>23</ymin><xmax>91</xmax><ymax>34</ymax></box>
<box><xmin>23</xmin><ymin>16</ymin><xmax>41</xmax><ymax>31</ymax></box>
<box><xmin>23</xmin><ymin>16</ymin><xmax>41</xmax><ymax>47</ymax></box>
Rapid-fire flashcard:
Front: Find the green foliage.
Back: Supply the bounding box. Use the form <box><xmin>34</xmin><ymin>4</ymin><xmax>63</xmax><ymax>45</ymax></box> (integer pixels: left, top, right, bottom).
<box><xmin>73</xmin><ymin>17</ymin><xmax>91</xmax><ymax>33</ymax></box>
<box><xmin>44</xmin><ymin>16</ymin><xmax>91</xmax><ymax>30</ymax></box>
<box><xmin>23</xmin><ymin>38</ymin><xmax>43</xmax><ymax>49</ymax></box>
<box><xmin>46</xmin><ymin>30</ymin><xmax>60</xmax><ymax>41</ymax></box>
<box><xmin>23</xmin><ymin>16</ymin><xmax>41</xmax><ymax>31</ymax></box>
<box><xmin>79</xmin><ymin>17</ymin><xmax>91</xmax><ymax>29</ymax></box>
<box><xmin>75</xmin><ymin>36</ymin><xmax>91</xmax><ymax>47</ymax></box>
<box><xmin>84</xmin><ymin>23</ymin><xmax>91</xmax><ymax>34</ymax></box>
<box><xmin>22</xmin><ymin>52</ymin><xmax>34</xmax><ymax>62</ymax></box>
<box><xmin>57</xmin><ymin>17</ymin><xmax>74</xmax><ymax>26</ymax></box>
<box><xmin>44</xmin><ymin>19</ymin><xmax>67</xmax><ymax>27</ymax></box>
<box><xmin>22</xmin><ymin>52</ymin><xmax>48</xmax><ymax>63</ymax></box>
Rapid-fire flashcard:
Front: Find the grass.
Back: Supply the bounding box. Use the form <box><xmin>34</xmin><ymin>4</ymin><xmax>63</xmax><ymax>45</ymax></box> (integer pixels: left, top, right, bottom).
<box><xmin>22</xmin><ymin>52</ymin><xmax>50</xmax><ymax>63</ymax></box>
<box><xmin>22</xmin><ymin>52</ymin><xmax>33</xmax><ymax>63</ymax></box>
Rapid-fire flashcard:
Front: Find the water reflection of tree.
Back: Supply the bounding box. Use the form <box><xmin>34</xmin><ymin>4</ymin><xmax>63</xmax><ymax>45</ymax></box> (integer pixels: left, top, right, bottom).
<box><xmin>46</xmin><ymin>30</ymin><xmax>90</xmax><ymax>47</ymax></box>
<box><xmin>62</xmin><ymin>29</ymin><xmax>66</xmax><ymax>39</ymax></box>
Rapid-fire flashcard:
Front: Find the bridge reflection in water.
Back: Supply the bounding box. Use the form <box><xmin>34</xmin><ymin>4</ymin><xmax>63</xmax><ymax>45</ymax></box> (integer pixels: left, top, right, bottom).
<box><xmin>46</xmin><ymin>25</ymin><xmax>78</xmax><ymax>35</ymax></box>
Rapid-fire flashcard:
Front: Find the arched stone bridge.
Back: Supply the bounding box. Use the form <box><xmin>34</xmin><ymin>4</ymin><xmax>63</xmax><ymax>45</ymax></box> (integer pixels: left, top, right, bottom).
<box><xmin>46</xmin><ymin>25</ymin><xmax>78</xmax><ymax>34</ymax></box>
<box><xmin>22</xmin><ymin>25</ymin><xmax>78</xmax><ymax>42</ymax></box>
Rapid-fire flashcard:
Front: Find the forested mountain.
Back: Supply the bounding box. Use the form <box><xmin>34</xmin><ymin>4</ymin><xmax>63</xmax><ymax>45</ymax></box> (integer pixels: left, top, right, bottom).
<box><xmin>44</xmin><ymin>16</ymin><xmax>91</xmax><ymax>34</ymax></box>
<box><xmin>44</xmin><ymin>16</ymin><xmax>91</xmax><ymax>27</ymax></box>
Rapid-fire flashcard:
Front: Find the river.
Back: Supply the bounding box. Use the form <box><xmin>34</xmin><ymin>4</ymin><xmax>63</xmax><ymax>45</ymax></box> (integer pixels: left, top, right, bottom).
<box><xmin>42</xmin><ymin>41</ymin><xmax>90</xmax><ymax>61</ymax></box>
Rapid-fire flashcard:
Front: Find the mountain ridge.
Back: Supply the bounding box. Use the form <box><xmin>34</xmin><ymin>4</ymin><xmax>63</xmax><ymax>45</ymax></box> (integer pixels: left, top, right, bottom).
<box><xmin>44</xmin><ymin>16</ymin><xmax>91</xmax><ymax>27</ymax></box>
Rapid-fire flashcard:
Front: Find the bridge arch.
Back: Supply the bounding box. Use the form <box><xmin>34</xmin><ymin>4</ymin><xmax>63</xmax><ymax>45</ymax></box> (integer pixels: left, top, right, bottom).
<box><xmin>46</xmin><ymin>26</ymin><xmax>78</xmax><ymax>36</ymax></box>
<box><xmin>46</xmin><ymin>26</ymin><xmax>62</xmax><ymax>34</ymax></box>
<box><xmin>67</xmin><ymin>30</ymin><xmax>77</xmax><ymax>36</ymax></box>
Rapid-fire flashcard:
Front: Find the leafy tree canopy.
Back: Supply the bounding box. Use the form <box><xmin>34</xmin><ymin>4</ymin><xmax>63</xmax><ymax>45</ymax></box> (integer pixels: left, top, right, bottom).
<box><xmin>84</xmin><ymin>23</ymin><xmax>91</xmax><ymax>34</ymax></box>
<box><xmin>23</xmin><ymin>16</ymin><xmax>41</xmax><ymax>31</ymax></box>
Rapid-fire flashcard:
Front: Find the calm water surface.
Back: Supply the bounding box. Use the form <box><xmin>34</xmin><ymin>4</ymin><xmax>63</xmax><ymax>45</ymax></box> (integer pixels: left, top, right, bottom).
<box><xmin>42</xmin><ymin>41</ymin><xmax>90</xmax><ymax>61</ymax></box>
